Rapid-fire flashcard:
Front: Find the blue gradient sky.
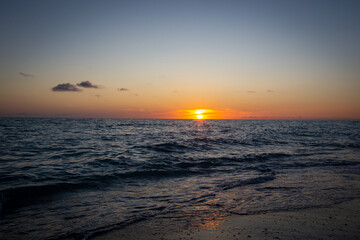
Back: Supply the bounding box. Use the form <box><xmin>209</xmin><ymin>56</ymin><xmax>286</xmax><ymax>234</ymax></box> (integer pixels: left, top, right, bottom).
<box><xmin>1</xmin><ymin>0</ymin><xmax>359</xmax><ymax>119</ymax></box>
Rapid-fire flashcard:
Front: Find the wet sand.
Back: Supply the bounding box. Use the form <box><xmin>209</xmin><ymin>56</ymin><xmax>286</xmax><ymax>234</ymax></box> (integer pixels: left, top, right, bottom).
<box><xmin>91</xmin><ymin>199</ymin><xmax>360</xmax><ymax>240</ymax></box>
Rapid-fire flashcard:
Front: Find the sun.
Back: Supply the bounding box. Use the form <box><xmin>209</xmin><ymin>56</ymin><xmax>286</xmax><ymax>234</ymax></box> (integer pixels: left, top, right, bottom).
<box><xmin>194</xmin><ymin>109</ymin><xmax>206</xmax><ymax>120</ymax></box>
<box><xmin>180</xmin><ymin>109</ymin><xmax>218</xmax><ymax>119</ymax></box>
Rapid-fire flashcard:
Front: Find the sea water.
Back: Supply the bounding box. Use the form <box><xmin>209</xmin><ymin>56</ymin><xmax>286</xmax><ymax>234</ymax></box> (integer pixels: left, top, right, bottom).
<box><xmin>0</xmin><ymin>118</ymin><xmax>360</xmax><ymax>239</ymax></box>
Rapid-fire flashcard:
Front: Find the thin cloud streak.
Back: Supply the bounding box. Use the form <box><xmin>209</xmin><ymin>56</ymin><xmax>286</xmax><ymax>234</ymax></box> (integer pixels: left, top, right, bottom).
<box><xmin>118</xmin><ymin>88</ymin><xmax>129</xmax><ymax>91</ymax></box>
<box><xmin>19</xmin><ymin>72</ymin><xmax>34</xmax><ymax>78</ymax></box>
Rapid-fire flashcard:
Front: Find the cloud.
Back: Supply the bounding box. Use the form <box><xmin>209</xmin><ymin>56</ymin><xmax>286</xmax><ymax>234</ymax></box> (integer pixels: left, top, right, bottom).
<box><xmin>172</xmin><ymin>90</ymin><xmax>178</xmax><ymax>93</ymax></box>
<box><xmin>19</xmin><ymin>72</ymin><xmax>34</xmax><ymax>77</ymax></box>
<box><xmin>117</xmin><ymin>88</ymin><xmax>129</xmax><ymax>91</ymax></box>
<box><xmin>247</xmin><ymin>90</ymin><xmax>256</xmax><ymax>93</ymax></box>
<box><xmin>267</xmin><ymin>89</ymin><xmax>275</xmax><ymax>93</ymax></box>
<box><xmin>95</xmin><ymin>94</ymin><xmax>100</xmax><ymax>97</ymax></box>
<box><xmin>77</xmin><ymin>81</ymin><xmax>99</xmax><ymax>88</ymax></box>
<box><xmin>52</xmin><ymin>83</ymin><xmax>81</xmax><ymax>92</ymax></box>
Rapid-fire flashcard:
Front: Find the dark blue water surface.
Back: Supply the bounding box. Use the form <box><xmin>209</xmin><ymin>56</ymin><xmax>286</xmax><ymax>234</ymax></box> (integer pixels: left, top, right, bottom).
<box><xmin>0</xmin><ymin>118</ymin><xmax>360</xmax><ymax>239</ymax></box>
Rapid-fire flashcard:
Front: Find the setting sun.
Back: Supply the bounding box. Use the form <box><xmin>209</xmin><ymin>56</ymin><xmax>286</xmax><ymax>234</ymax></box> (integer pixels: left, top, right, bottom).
<box><xmin>196</xmin><ymin>114</ymin><xmax>204</xmax><ymax>119</ymax></box>
<box><xmin>177</xmin><ymin>109</ymin><xmax>223</xmax><ymax>119</ymax></box>
<box><xmin>194</xmin><ymin>109</ymin><xmax>206</xmax><ymax>119</ymax></box>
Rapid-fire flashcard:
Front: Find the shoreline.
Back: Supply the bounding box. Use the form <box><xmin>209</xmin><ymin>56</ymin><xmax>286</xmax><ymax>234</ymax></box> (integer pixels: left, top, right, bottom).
<box><xmin>91</xmin><ymin>199</ymin><xmax>360</xmax><ymax>240</ymax></box>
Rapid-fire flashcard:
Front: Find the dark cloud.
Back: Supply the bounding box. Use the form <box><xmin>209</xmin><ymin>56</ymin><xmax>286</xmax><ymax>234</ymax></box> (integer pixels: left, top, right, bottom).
<box><xmin>267</xmin><ymin>89</ymin><xmax>275</xmax><ymax>93</ymax></box>
<box><xmin>247</xmin><ymin>90</ymin><xmax>256</xmax><ymax>93</ymax></box>
<box><xmin>77</xmin><ymin>81</ymin><xmax>99</xmax><ymax>88</ymax></box>
<box><xmin>52</xmin><ymin>83</ymin><xmax>81</xmax><ymax>92</ymax></box>
<box><xmin>19</xmin><ymin>72</ymin><xmax>34</xmax><ymax>77</ymax></box>
<box><xmin>118</xmin><ymin>88</ymin><xmax>129</xmax><ymax>91</ymax></box>
<box><xmin>95</xmin><ymin>94</ymin><xmax>100</xmax><ymax>98</ymax></box>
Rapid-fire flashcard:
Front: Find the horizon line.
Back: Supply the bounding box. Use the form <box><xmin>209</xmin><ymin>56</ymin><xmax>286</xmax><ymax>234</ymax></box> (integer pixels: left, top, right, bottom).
<box><xmin>0</xmin><ymin>116</ymin><xmax>359</xmax><ymax>121</ymax></box>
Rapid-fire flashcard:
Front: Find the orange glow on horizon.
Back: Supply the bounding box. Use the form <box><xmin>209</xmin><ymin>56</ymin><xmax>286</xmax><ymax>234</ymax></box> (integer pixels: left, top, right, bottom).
<box><xmin>173</xmin><ymin>108</ymin><xmax>263</xmax><ymax>119</ymax></box>
<box><xmin>176</xmin><ymin>109</ymin><xmax>222</xmax><ymax>119</ymax></box>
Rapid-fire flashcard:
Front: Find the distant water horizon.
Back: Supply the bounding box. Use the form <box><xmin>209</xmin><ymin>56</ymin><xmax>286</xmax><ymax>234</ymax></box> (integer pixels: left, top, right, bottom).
<box><xmin>1</xmin><ymin>118</ymin><xmax>359</xmax><ymax>239</ymax></box>
<box><xmin>2</xmin><ymin>116</ymin><xmax>360</xmax><ymax>120</ymax></box>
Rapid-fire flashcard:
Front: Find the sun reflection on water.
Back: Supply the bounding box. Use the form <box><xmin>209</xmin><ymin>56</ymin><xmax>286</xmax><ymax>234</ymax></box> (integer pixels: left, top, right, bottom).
<box><xmin>189</xmin><ymin>198</ymin><xmax>227</xmax><ymax>231</ymax></box>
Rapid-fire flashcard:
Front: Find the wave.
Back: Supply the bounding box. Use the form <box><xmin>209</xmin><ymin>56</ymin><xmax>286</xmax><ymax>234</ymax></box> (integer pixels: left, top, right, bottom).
<box><xmin>191</xmin><ymin>137</ymin><xmax>246</xmax><ymax>146</ymax></box>
<box><xmin>242</xmin><ymin>152</ymin><xmax>291</xmax><ymax>162</ymax></box>
<box><xmin>0</xmin><ymin>151</ymin><xmax>294</xmax><ymax>213</ymax></box>
<box><xmin>88</xmin><ymin>157</ymin><xmax>131</xmax><ymax>167</ymax></box>
<box><xmin>176</xmin><ymin>159</ymin><xmax>224</xmax><ymax>169</ymax></box>
<box><xmin>141</xmin><ymin>142</ymin><xmax>192</xmax><ymax>153</ymax></box>
<box><xmin>283</xmin><ymin>160</ymin><xmax>360</xmax><ymax>169</ymax></box>
<box><xmin>0</xmin><ymin>182</ymin><xmax>90</xmax><ymax>212</ymax></box>
<box><xmin>303</xmin><ymin>142</ymin><xmax>360</xmax><ymax>149</ymax></box>
<box><xmin>257</xmin><ymin>186</ymin><xmax>302</xmax><ymax>192</ymax></box>
<box><xmin>115</xmin><ymin>169</ymin><xmax>202</xmax><ymax>179</ymax></box>
<box><xmin>219</xmin><ymin>175</ymin><xmax>276</xmax><ymax>190</ymax></box>
<box><xmin>138</xmin><ymin>138</ymin><xmax>293</xmax><ymax>154</ymax></box>
<box><xmin>0</xmin><ymin>168</ymin><xmax>205</xmax><ymax>212</ymax></box>
<box><xmin>177</xmin><ymin>152</ymin><xmax>291</xmax><ymax>168</ymax></box>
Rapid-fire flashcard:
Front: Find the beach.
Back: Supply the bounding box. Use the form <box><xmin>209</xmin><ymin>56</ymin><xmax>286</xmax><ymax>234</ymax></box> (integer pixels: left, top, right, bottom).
<box><xmin>92</xmin><ymin>199</ymin><xmax>360</xmax><ymax>240</ymax></box>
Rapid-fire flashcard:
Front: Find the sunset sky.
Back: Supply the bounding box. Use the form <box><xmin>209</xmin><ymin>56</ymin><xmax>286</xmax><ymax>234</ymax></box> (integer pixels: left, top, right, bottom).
<box><xmin>0</xmin><ymin>0</ymin><xmax>359</xmax><ymax>119</ymax></box>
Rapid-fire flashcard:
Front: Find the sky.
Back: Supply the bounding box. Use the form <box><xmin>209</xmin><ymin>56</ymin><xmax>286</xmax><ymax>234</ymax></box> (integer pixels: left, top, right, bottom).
<box><xmin>0</xmin><ymin>0</ymin><xmax>359</xmax><ymax>119</ymax></box>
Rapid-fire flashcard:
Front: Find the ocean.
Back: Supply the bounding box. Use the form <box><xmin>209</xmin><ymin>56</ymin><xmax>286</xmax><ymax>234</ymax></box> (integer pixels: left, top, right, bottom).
<box><xmin>0</xmin><ymin>118</ymin><xmax>359</xmax><ymax>239</ymax></box>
